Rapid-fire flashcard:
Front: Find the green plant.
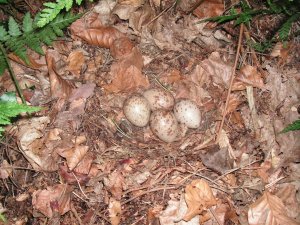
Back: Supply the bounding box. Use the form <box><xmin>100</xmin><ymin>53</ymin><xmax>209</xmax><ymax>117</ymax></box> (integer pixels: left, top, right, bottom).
<box><xmin>281</xmin><ymin>119</ymin><xmax>300</xmax><ymax>133</ymax></box>
<box><xmin>36</xmin><ymin>0</ymin><xmax>92</xmax><ymax>27</ymax></box>
<box><xmin>0</xmin><ymin>212</ymin><xmax>7</xmax><ymax>223</ymax></box>
<box><xmin>0</xmin><ymin>12</ymin><xmax>81</xmax><ymax>73</ymax></box>
<box><xmin>0</xmin><ymin>92</ymin><xmax>41</xmax><ymax>136</ymax></box>
<box><xmin>202</xmin><ymin>0</ymin><xmax>300</xmax><ymax>52</ymax></box>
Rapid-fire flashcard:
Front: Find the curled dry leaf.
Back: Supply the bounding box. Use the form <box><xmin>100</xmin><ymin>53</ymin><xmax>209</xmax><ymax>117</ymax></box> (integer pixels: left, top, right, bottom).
<box><xmin>8</xmin><ymin>51</ymin><xmax>46</xmax><ymax>70</ymax></box>
<box><xmin>232</xmin><ymin>65</ymin><xmax>264</xmax><ymax>90</ymax></box>
<box><xmin>32</xmin><ymin>184</ymin><xmax>73</xmax><ymax>218</ymax></box>
<box><xmin>109</xmin><ymin>198</ymin><xmax>122</xmax><ymax>225</ymax></box>
<box><xmin>66</xmin><ymin>49</ymin><xmax>85</xmax><ymax>77</ymax></box>
<box><xmin>248</xmin><ymin>191</ymin><xmax>299</xmax><ymax>225</ymax></box>
<box><xmin>58</xmin><ymin>145</ymin><xmax>89</xmax><ymax>171</ymax></box>
<box><xmin>46</xmin><ymin>50</ymin><xmax>74</xmax><ymax>99</ymax></box>
<box><xmin>183</xmin><ymin>179</ymin><xmax>217</xmax><ymax>221</ymax></box>
<box><xmin>70</xmin><ymin>23</ymin><xmax>124</xmax><ymax>49</ymax></box>
<box><xmin>201</xmin><ymin>52</ymin><xmax>233</xmax><ymax>88</ymax></box>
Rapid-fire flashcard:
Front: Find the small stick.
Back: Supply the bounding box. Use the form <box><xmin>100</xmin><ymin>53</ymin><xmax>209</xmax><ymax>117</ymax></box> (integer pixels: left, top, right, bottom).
<box><xmin>216</xmin><ymin>24</ymin><xmax>244</xmax><ymax>143</ymax></box>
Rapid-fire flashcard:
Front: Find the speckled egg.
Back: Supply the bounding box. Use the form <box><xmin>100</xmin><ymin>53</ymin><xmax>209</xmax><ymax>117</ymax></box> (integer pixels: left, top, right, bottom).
<box><xmin>174</xmin><ymin>99</ymin><xmax>201</xmax><ymax>128</ymax></box>
<box><xmin>150</xmin><ymin>110</ymin><xmax>178</xmax><ymax>143</ymax></box>
<box><xmin>143</xmin><ymin>88</ymin><xmax>175</xmax><ymax>111</ymax></box>
<box><xmin>123</xmin><ymin>95</ymin><xmax>151</xmax><ymax>127</ymax></box>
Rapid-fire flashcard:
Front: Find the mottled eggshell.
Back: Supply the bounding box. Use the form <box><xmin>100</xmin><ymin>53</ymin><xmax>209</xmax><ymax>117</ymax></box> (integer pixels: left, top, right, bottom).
<box><xmin>143</xmin><ymin>88</ymin><xmax>175</xmax><ymax>111</ymax></box>
<box><xmin>123</xmin><ymin>95</ymin><xmax>151</xmax><ymax>127</ymax></box>
<box><xmin>174</xmin><ymin>99</ymin><xmax>201</xmax><ymax>128</ymax></box>
<box><xmin>150</xmin><ymin>110</ymin><xmax>178</xmax><ymax>143</ymax></box>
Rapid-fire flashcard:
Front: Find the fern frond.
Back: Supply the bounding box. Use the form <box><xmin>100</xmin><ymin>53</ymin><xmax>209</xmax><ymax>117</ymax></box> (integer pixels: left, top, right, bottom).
<box><xmin>0</xmin><ymin>12</ymin><xmax>81</xmax><ymax>69</ymax></box>
<box><xmin>0</xmin><ymin>26</ymin><xmax>9</xmax><ymax>41</ymax></box>
<box><xmin>278</xmin><ymin>12</ymin><xmax>300</xmax><ymax>41</ymax></box>
<box><xmin>22</xmin><ymin>12</ymin><xmax>33</xmax><ymax>33</ymax></box>
<box><xmin>8</xmin><ymin>17</ymin><xmax>21</xmax><ymax>37</ymax></box>
<box><xmin>0</xmin><ymin>101</ymin><xmax>41</xmax><ymax>136</ymax></box>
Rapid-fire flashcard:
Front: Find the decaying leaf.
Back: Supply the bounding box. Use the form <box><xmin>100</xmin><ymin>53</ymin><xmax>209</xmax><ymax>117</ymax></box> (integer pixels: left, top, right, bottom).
<box><xmin>183</xmin><ymin>179</ymin><xmax>217</xmax><ymax>221</ymax></box>
<box><xmin>109</xmin><ymin>198</ymin><xmax>122</xmax><ymax>225</ymax></box>
<box><xmin>193</xmin><ymin>0</ymin><xmax>224</xmax><ymax>19</ymax></box>
<box><xmin>46</xmin><ymin>50</ymin><xmax>74</xmax><ymax>99</ymax></box>
<box><xmin>66</xmin><ymin>49</ymin><xmax>85</xmax><ymax>77</ymax></box>
<box><xmin>248</xmin><ymin>191</ymin><xmax>299</xmax><ymax>225</ymax></box>
<box><xmin>233</xmin><ymin>65</ymin><xmax>264</xmax><ymax>90</ymax></box>
<box><xmin>57</xmin><ymin>145</ymin><xmax>89</xmax><ymax>171</ymax></box>
<box><xmin>32</xmin><ymin>184</ymin><xmax>73</xmax><ymax>218</ymax></box>
<box><xmin>104</xmin><ymin>170</ymin><xmax>125</xmax><ymax>200</ymax></box>
<box><xmin>0</xmin><ymin>160</ymin><xmax>12</xmax><ymax>179</ymax></box>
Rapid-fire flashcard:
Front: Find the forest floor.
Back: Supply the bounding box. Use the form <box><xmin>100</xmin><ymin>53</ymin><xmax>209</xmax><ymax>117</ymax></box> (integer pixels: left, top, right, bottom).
<box><xmin>0</xmin><ymin>0</ymin><xmax>299</xmax><ymax>224</ymax></box>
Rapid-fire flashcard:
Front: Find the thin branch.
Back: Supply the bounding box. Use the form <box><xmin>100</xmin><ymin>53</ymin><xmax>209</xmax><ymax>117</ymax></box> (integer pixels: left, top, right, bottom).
<box><xmin>216</xmin><ymin>24</ymin><xmax>244</xmax><ymax>143</ymax></box>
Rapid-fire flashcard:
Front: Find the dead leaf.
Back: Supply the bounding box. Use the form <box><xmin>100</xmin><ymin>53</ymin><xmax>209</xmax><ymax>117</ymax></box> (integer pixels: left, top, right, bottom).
<box><xmin>32</xmin><ymin>184</ymin><xmax>73</xmax><ymax>218</ymax></box>
<box><xmin>8</xmin><ymin>51</ymin><xmax>46</xmax><ymax>70</ymax></box>
<box><xmin>159</xmin><ymin>197</ymin><xmax>200</xmax><ymax>225</ymax></box>
<box><xmin>193</xmin><ymin>0</ymin><xmax>224</xmax><ymax>19</ymax></box>
<box><xmin>129</xmin><ymin>4</ymin><xmax>155</xmax><ymax>32</ymax></box>
<box><xmin>110</xmin><ymin>37</ymin><xmax>134</xmax><ymax>59</ymax></box>
<box><xmin>183</xmin><ymin>179</ymin><xmax>217</xmax><ymax>221</ymax></box>
<box><xmin>59</xmin><ymin>163</ymin><xmax>90</xmax><ymax>185</ymax></box>
<box><xmin>70</xmin><ymin>23</ymin><xmax>124</xmax><ymax>48</ymax></box>
<box><xmin>0</xmin><ymin>160</ymin><xmax>12</xmax><ymax>179</ymax></box>
<box><xmin>58</xmin><ymin>145</ymin><xmax>89</xmax><ymax>171</ymax></box>
<box><xmin>104</xmin><ymin>170</ymin><xmax>125</xmax><ymax>200</ymax></box>
<box><xmin>201</xmin><ymin>52</ymin><xmax>233</xmax><ymax>88</ymax></box>
<box><xmin>248</xmin><ymin>191</ymin><xmax>299</xmax><ymax>225</ymax></box>
<box><xmin>109</xmin><ymin>198</ymin><xmax>122</xmax><ymax>225</ymax></box>
<box><xmin>232</xmin><ymin>65</ymin><xmax>264</xmax><ymax>90</ymax></box>
<box><xmin>46</xmin><ymin>50</ymin><xmax>74</xmax><ymax>99</ymax></box>
<box><xmin>66</xmin><ymin>49</ymin><xmax>85</xmax><ymax>77</ymax></box>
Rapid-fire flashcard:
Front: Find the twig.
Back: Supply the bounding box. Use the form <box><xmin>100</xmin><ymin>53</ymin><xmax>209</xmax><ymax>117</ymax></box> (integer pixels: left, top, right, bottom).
<box><xmin>214</xmin><ymin>159</ymin><xmax>262</xmax><ymax>182</ymax></box>
<box><xmin>216</xmin><ymin>24</ymin><xmax>244</xmax><ymax>143</ymax></box>
<box><xmin>0</xmin><ymin>43</ymin><xmax>26</xmax><ymax>104</ymax></box>
<box><xmin>146</xmin><ymin>0</ymin><xmax>178</xmax><ymax>26</ymax></box>
<box><xmin>121</xmin><ymin>186</ymin><xmax>176</xmax><ymax>205</ymax></box>
<box><xmin>71</xmin><ymin>203</ymin><xmax>84</xmax><ymax>225</ymax></box>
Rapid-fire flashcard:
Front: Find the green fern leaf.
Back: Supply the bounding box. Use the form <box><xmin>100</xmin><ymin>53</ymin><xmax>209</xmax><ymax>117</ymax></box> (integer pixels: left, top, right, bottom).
<box><xmin>75</xmin><ymin>0</ymin><xmax>83</xmax><ymax>4</ymax></box>
<box><xmin>65</xmin><ymin>0</ymin><xmax>73</xmax><ymax>11</ymax></box>
<box><xmin>22</xmin><ymin>12</ymin><xmax>33</xmax><ymax>33</ymax></box>
<box><xmin>278</xmin><ymin>12</ymin><xmax>300</xmax><ymax>41</ymax></box>
<box><xmin>0</xmin><ymin>26</ymin><xmax>9</xmax><ymax>41</ymax></box>
<box><xmin>281</xmin><ymin>120</ymin><xmax>300</xmax><ymax>133</ymax></box>
<box><xmin>25</xmin><ymin>35</ymin><xmax>44</xmax><ymax>55</ymax></box>
<box><xmin>0</xmin><ymin>0</ymin><xmax>8</xmax><ymax>3</ymax></box>
<box><xmin>8</xmin><ymin>17</ymin><xmax>22</xmax><ymax>37</ymax></box>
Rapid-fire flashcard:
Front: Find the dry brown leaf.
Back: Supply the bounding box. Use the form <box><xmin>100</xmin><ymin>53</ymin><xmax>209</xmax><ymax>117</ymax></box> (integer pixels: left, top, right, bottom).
<box><xmin>221</xmin><ymin>92</ymin><xmax>243</xmax><ymax>115</ymax></box>
<box><xmin>193</xmin><ymin>0</ymin><xmax>224</xmax><ymax>19</ymax></box>
<box><xmin>104</xmin><ymin>170</ymin><xmax>125</xmax><ymax>200</ymax></box>
<box><xmin>103</xmin><ymin>47</ymin><xmax>148</xmax><ymax>93</ymax></box>
<box><xmin>201</xmin><ymin>52</ymin><xmax>233</xmax><ymax>88</ymax></box>
<box><xmin>46</xmin><ymin>50</ymin><xmax>74</xmax><ymax>99</ymax></box>
<box><xmin>66</xmin><ymin>49</ymin><xmax>85</xmax><ymax>77</ymax></box>
<box><xmin>59</xmin><ymin>163</ymin><xmax>90</xmax><ymax>185</ymax></box>
<box><xmin>73</xmin><ymin>151</ymin><xmax>95</xmax><ymax>174</ymax></box>
<box><xmin>248</xmin><ymin>191</ymin><xmax>299</xmax><ymax>225</ymax></box>
<box><xmin>108</xmin><ymin>198</ymin><xmax>122</xmax><ymax>225</ymax></box>
<box><xmin>275</xmin><ymin>184</ymin><xmax>300</xmax><ymax>219</ymax></box>
<box><xmin>110</xmin><ymin>37</ymin><xmax>134</xmax><ymax>59</ymax></box>
<box><xmin>232</xmin><ymin>65</ymin><xmax>264</xmax><ymax>90</ymax></box>
<box><xmin>70</xmin><ymin>24</ymin><xmax>124</xmax><ymax>48</ymax></box>
<box><xmin>159</xmin><ymin>69</ymin><xmax>183</xmax><ymax>85</ymax></box>
<box><xmin>183</xmin><ymin>179</ymin><xmax>217</xmax><ymax>221</ymax></box>
<box><xmin>8</xmin><ymin>51</ymin><xmax>46</xmax><ymax>70</ymax></box>
<box><xmin>129</xmin><ymin>4</ymin><xmax>155</xmax><ymax>32</ymax></box>
<box><xmin>32</xmin><ymin>184</ymin><xmax>73</xmax><ymax>218</ymax></box>
<box><xmin>58</xmin><ymin>145</ymin><xmax>89</xmax><ymax>171</ymax></box>
<box><xmin>0</xmin><ymin>160</ymin><xmax>12</xmax><ymax>179</ymax></box>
